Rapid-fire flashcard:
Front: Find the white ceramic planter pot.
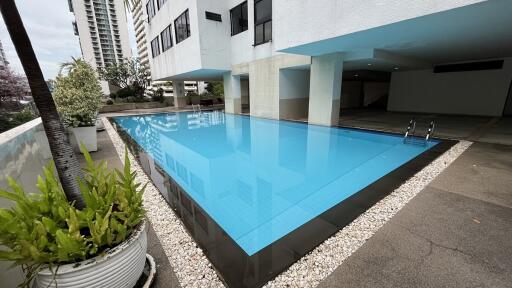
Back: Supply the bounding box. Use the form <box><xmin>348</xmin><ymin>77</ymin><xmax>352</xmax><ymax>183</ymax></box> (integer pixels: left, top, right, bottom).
<box><xmin>70</xmin><ymin>126</ymin><xmax>97</xmax><ymax>152</ymax></box>
<box><xmin>36</xmin><ymin>220</ymin><xmax>147</xmax><ymax>288</ymax></box>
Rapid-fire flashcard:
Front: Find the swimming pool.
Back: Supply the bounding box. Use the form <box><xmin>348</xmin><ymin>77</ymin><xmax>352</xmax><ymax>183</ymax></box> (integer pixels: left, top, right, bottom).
<box><xmin>113</xmin><ymin>111</ymin><xmax>448</xmax><ymax>287</ymax></box>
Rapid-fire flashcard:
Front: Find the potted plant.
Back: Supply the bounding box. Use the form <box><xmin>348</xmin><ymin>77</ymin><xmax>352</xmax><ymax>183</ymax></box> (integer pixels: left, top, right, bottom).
<box><xmin>54</xmin><ymin>59</ymin><xmax>102</xmax><ymax>152</ymax></box>
<box><xmin>0</xmin><ymin>146</ymin><xmax>148</xmax><ymax>287</ymax></box>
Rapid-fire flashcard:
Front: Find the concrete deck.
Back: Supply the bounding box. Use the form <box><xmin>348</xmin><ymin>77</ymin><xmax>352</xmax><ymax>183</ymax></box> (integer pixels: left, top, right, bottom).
<box><xmin>318</xmin><ymin>142</ymin><xmax>512</xmax><ymax>287</ymax></box>
<box><xmin>79</xmin><ymin>130</ymin><xmax>181</xmax><ymax>288</ymax></box>
<box><xmin>339</xmin><ymin>109</ymin><xmax>512</xmax><ymax>145</ymax></box>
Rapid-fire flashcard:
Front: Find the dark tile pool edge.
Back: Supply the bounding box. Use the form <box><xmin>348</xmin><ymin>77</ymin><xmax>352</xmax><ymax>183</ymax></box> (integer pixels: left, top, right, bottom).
<box><xmin>107</xmin><ymin>116</ymin><xmax>457</xmax><ymax>288</ymax></box>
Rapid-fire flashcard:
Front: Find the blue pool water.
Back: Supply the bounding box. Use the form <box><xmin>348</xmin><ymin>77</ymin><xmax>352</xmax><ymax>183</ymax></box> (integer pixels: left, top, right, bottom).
<box><xmin>115</xmin><ymin>112</ymin><xmax>438</xmax><ymax>256</ymax></box>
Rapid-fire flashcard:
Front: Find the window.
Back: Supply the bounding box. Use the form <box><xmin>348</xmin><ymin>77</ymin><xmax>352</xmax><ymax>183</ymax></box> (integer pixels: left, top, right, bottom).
<box><xmin>157</xmin><ymin>0</ymin><xmax>166</xmax><ymax>10</ymax></box>
<box><xmin>151</xmin><ymin>36</ymin><xmax>160</xmax><ymax>58</ymax></box>
<box><xmin>146</xmin><ymin>0</ymin><xmax>156</xmax><ymax>21</ymax></box>
<box><xmin>205</xmin><ymin>11</ymin><xmax>222</xmax><ymax>22</ymax></box>
<box><xmin>174</xmin><ymin>10</ymin><xmax>190</xmax><ymax>44</ymax></box>
<box><xmin>230</xmin><ymin>1</ymin><xmax>248</xmax><ymax>36</ymax></box>
<box><xmin>254</xmin><ymin>0</ymin><xmax>271</xmax><ymax>45</ymax></box>
<box><xmin>161</xmin><ymin>24</ymin><xmax>173</xmax><ymax>52</ymax></box>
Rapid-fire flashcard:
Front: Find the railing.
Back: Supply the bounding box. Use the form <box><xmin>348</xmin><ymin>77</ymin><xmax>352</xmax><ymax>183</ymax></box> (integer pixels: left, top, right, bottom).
<box><xmin>425</xmin><ymin>121</ymin><xmax>435</xmax><ymax>143</ymax></box>
<box><xmin>403</xmin><ymin>118</ymin><xmax>416</xmax><ymax>143</ymax></box>
<box><xmin>404</xmin><ymin>118</ymin><xmax>436</xmax><ymax>146</ymax></box>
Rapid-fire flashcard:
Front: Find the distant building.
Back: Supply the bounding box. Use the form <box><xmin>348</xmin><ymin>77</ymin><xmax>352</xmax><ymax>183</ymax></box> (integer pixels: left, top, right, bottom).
<box><xmin>131</xmin><ymin>0</ymin><xmax>150</xmax><ymax>72</ymax></box>
<box><xmin>68</xmin><ymin>0</ymin><xmax>132</xmax><ymax>95</ymax></box>
<box><xmin>0</xmin><ymin>40</ymin><xmax>9</xmax><ymax>69</ymax></box>
<box><xmin>131</xmin><ymin>0</ymin><xmax>203</xmax><ymax>104</ymax></box>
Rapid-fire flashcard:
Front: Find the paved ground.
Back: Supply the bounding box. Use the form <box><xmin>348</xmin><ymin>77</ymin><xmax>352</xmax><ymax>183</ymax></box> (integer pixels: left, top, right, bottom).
<box><xmin>78</xmin><ymin>130</ymin><xmax>181</xmax><ymax>288</ymax></box>
<box><xmin>318</xmin><ymin>137</ymin><xmax>512</xmax><ymax>286</ymax></box>
<box><xmin>339</xmin><ymin>109</ymin><xmax>512</xmax><ymax>145</ymax></box>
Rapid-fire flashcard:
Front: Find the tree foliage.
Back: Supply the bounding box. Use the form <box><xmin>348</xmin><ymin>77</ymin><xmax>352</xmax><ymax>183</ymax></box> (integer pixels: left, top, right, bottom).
<box><xmin>0</xmin><ymin>147</ymin><xmax>146</xmax><ymax>287</ymax></box>
<box><xmin>53</xmin><ymin>59</ymin><xmax>102</xmax><ymax>127</ymax></box>
<box><xmin>98</xmin><ymin>58</ymin><xmax>150</xmax><ymax>98</ymax></box>
<box><xmin>205</xmin><ymin>81</ymin><xmax>224</xmax><ymax>98</ymax></box>
<box><xmin>0</xmin><ymin>66</ymin><xmax>30</xmax><ymax>103</ymax></box>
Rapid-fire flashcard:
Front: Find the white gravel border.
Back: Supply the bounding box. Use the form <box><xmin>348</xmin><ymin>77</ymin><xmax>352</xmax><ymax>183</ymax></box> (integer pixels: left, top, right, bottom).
<box><xmin>103</xmin><ymin>117</ymin><xmax>471</xmax><ymax>288</ymax></box>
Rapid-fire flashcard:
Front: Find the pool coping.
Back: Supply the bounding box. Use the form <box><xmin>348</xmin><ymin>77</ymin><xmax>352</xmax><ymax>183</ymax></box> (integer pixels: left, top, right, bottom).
<box><xmin>103</xmin><ymin>113</ymin><xmax>469</xmax><ymax>288</ymax></box>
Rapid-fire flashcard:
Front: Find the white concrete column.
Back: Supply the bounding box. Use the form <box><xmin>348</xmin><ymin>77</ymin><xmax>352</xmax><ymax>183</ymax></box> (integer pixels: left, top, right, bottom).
<box><xmin>173</xmin><ymin>80</ymin><xmax>187</xmax><ymax>108</ymax></box>
<box><xmin>308</xmin><ymin>53</ymin><xmax>343</xmax><ymax>126</ymax></box>
<box><xmin>223</xmin><ymin>72</ymin><xmax>241</xmax><ymax>114</ymax></box>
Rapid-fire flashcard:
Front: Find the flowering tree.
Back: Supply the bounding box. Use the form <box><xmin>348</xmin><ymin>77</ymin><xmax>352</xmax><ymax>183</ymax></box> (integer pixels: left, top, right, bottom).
<box><xmin>53</xmin><ymin>59</ymin><xmax>102</xmax><ymax>127</ymax></box>
<box><xmin>0</xmin><ymin>66</ymin><xmax>30</xmax><ymax>103</ymax></box>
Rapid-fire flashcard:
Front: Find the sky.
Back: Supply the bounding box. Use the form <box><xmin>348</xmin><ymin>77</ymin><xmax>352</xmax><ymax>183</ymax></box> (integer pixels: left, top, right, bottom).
<box><xmin>0</xmin><ymin>0</ymin><xmax>137</xmax><ymax>80</ymax></box>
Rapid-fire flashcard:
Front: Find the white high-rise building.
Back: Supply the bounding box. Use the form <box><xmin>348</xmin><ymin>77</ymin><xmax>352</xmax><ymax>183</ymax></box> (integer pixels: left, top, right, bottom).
<box><xmin>145</xmin><ymin>0</ymin><xmax>512</xmax><ymax>121</ymax></box>
<box><xmin>131</xmin><ymin>0</ymin><xmax>150</xmax><ymax>69</ymax></box>
<box><xmin>131</xmin><ymin>0</ymin><xmax>204</xmax><ymax>104</ymax></box>
<box><xmin>0</xmin><ymin>39</ymin><xmax>8</xmax><ymax>69</ymax></box>
<box><xmin>69</xmin><ymin>0</ymin><xmax>132</xmax><ymax>95</ymax></box>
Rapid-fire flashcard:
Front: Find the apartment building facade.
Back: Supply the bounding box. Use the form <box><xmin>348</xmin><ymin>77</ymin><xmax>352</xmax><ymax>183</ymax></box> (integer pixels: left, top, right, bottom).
<box><xmin>132</xmin><ymin>0</ymin><xmax>205</xmax><ymax>102</ymax></box>
<box><xmin>69</xmin><ymin>0</ymin><xmax>132</xmax><ymax>95</ymax></box>
<box><xmin>0</xmin><ymin>40</ymin><xmax>8</xmax><ymax>69</ymax></box>
<box><xmin>145</xmin><ymin>0</ymin><xmax>512</xmax><ymax>123</ymax></box>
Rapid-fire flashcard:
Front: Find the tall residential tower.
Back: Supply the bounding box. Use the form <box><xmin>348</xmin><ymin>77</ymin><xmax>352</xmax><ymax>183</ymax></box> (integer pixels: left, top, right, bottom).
<box><xmin>0</xmin><ymin>40</ymin><xmax>8</xmax><ymax>69</ymax></box>
<box><xmin>69</xmin><ymin>0</ymin><xmax>132</xmax><ymax>94</ymax></box>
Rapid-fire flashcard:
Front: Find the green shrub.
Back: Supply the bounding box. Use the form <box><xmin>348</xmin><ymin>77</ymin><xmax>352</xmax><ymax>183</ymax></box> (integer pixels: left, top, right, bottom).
<box><xmin>53</xmin><ymin>60</ymin><xmax>102</xmax><ymax>127</ymax></box>
<box><xmin>152</xmin><ymin>88</ymin><xmax>164</xmax><ymax>103</ymax></box>
<box><xmin>106</xmin><ymin>99</ymin><xmax>114</xmax><ymax>105</ymax></box>
<box><xmin>115</xmin><ymin>86</ymin><xmax>135</xmax><ymax>99</ymax></box>
<box><xmin>0</xmin><ymin>106</ymin><xmax>38</xmax><ymax>133</ymax></box>
<box><xmin>0</xmin><ymin>146</ymin><xmax>145</xmax><ymax>287</ymax></box>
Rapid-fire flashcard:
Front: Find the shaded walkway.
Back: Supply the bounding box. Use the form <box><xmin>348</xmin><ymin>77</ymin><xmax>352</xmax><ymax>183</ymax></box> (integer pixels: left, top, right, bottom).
<box><xmin>339</xmin><ymin>110</ymin><xmax>512</xmax><ymax>145</ymax></box>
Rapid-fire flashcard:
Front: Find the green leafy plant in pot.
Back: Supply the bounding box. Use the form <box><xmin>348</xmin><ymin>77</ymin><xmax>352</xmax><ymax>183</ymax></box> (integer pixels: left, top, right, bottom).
<box><xmin>0</xmin><ymin>145</ymin><xmax>147</xmax><ymax>288</ymax></box>
<box><xmin>54</xmin><ymin>59</ymin><xmax>102</xmax><ymax>152</ymax></box>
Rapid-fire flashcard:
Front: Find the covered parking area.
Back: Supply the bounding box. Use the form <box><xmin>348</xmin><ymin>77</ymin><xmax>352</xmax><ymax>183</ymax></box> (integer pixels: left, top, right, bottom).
<box><xmin>277</xmin><ymin>0</ymin><xmax>512</xmax><ymax>128</ymax></box>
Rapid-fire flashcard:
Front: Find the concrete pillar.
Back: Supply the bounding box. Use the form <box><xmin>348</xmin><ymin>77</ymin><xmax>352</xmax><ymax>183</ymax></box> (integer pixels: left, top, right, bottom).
<box><xmin>308</xmin><ymin>53</ymin><xmax>343</xmax><ymax>126</ymax></box>
<box><xmin>223</xmin><ymin>72</ymin><xmax>241</xmax><ymax>114</ymax></box>
<box><xmin>173</xmin><ymin>80</ymin><xmax>187</xmax><ymax>108</ymax></box>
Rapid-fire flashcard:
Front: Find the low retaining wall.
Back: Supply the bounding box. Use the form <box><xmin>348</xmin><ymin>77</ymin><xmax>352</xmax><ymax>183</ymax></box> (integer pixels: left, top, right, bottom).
<box><xmin>100</xmin><ymin>101</ymin><xmax>168</xmax><ymax>113</ymax></box>
<box><xmin>0</xmin><ymin>117</ymin><xmax>51</xmax><ymax>287</ymax></box>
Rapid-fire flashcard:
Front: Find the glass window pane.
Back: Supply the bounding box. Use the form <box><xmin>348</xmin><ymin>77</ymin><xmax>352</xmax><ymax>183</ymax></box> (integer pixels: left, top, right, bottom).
<box><xmin>174</xmin><ymin>10</ymin><xmax>190</xmax><ymax>43</ymax></box>
<box><xmin>255</xmin><ymin>23</ymin><xmax>264</xmax><ymax>44</ymax></box>
<box><xmin>230</xmin><ymin>2</ymin><xmax>248</xmax><ymax>36</ymax></box>
<box><xmin>255</xmin><ymin>0</ymin><xmax>271</xmax><ymax>24</ymax></box>
<box><xmin>241</xmin><ymin>2</ymin><xmax>247</xmax><ymax>19</ymax></box>
<box><xmin>264</xmin><ymin>21</ymin><xmax>272</xmax><ymax>42</ymax></box>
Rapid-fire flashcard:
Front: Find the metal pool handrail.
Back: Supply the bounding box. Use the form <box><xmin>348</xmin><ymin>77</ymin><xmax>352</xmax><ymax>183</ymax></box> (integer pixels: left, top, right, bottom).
<box><xmin>403</xmin><ymin>118</ymin><xmax>417</xmax><ymax>143</ymax></box>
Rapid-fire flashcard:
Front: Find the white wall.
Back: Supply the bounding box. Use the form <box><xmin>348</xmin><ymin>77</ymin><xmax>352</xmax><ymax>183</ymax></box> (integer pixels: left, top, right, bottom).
<box><xmin>279</xmin><ymin>69</ymin><xmax>310</xmax><ymax>119</ymax></box>
<box><xmin>0</xmin><ymin>119</ymin><xmax>52</xmax><ymax>288</ymax></box>
<box><xmin>146</xmin><ymin>0</ymin><xmax>204</xmax><ymax>80</ymax></box>
<box><xmin>196</xmin><ymin>0</ymin><xmax>231</xmax><ymax>70</ymax></box>
<box><xmin>273</xmin><ymin>0</ymin><xmax>485</xmax><ymax>52</ymax></box>
<box><xmin>242</xmin><ymin>54</ymin><xmax>310</xmax><ymax>119</ymax></box>
<box><xmin>388</xmin><ymin>58</ymin><xmax>512</xmax><ymax>116</ymax></box>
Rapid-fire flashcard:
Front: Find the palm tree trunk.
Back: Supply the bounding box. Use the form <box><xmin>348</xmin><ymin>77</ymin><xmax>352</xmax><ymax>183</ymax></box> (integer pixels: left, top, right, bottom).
<box><xmin>0</xmin><ymin>0</ymin><xmax>85</xmax><ymax>209</ymax></box>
